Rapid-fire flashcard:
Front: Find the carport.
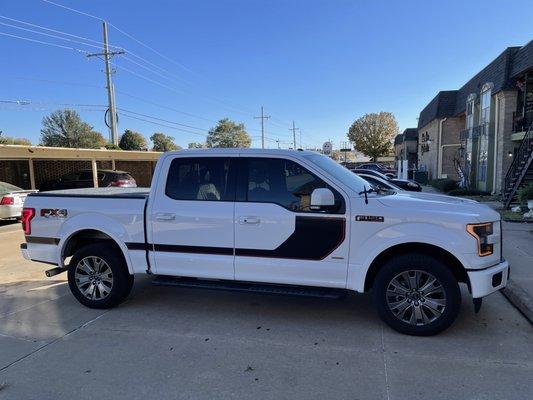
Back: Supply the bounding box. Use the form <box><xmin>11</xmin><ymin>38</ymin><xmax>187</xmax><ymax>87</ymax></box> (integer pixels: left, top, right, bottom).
<box><xmin>0</xmin><ymin>144</ymin><xmax>161</xmax><ymax>189</ymax></box>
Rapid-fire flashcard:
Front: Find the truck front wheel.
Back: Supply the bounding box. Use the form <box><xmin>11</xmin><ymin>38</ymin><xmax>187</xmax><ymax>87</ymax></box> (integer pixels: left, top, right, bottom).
<box><xmin>68</xmin><ymin>243</ymin><xmax>134</xmax><ymax>309</ymax></box>
<box><xmin>372</xmin><ymin>253</ymin><xmax>461</xmax><ymax>336</ymax></box>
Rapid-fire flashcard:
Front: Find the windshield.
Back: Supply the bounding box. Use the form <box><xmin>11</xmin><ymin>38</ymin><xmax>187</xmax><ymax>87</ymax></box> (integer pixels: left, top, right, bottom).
<box><xmin>303</xmin><ymin>154</ymin><xmax>368</xmax><ymax>194</ymax></box>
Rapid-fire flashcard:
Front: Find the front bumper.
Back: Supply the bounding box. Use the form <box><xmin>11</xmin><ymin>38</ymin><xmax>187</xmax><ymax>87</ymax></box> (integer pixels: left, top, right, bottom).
<box><xmin>467</xmin><ymin>260</ymin><xmax>509</xmax><ymax>298</ymax></box>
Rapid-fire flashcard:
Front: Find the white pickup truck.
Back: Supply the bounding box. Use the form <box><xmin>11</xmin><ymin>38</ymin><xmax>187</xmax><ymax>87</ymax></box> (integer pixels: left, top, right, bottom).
<box><xmin>20</xmin><ymin>149</ymin><xmax>509</xmax><ymax>335</ymax></box>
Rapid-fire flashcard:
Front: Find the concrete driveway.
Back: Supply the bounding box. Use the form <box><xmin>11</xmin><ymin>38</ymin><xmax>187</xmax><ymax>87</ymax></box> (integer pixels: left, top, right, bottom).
<box><xmin>0</xmin><ymin>220</ymin><xmax>532</xmax><ymax>400</ymax></box>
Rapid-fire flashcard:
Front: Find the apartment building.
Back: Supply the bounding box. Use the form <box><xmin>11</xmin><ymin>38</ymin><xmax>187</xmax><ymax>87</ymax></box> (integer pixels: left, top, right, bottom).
<box><xmin>417</xmin><ymin>41</ymin><xmax>533</xmax><ymax>195</ymax></box>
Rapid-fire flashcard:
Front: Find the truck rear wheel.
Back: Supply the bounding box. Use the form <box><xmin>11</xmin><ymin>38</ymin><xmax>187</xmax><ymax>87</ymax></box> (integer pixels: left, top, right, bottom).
<box><xmin>68</xmin><ymin>243</ymin><xmax>134</xmax><ymax>309</ymax></box>
<box><xmin>372</xmin><ymin>253</ymin><xmax>461</xmax><ymax>336</ymax></box>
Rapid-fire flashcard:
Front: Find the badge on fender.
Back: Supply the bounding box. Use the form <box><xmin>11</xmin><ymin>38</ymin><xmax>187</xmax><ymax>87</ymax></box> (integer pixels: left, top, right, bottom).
<box><xmin>355</xmin><ymin>215</ymin><xmax>384</xmax><ymax>222</ymax></box>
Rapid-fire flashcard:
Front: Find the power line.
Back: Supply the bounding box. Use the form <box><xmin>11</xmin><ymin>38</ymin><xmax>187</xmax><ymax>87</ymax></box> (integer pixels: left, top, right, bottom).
<box><xmin>117</xmin><ymin>112</ymin><xmax>207</xmax><ymax>137</ymax></box>
<box><xmin>0</xmin><ymin>20</ymin><xmax>106</xmax><ymax>50</ymax></box>
<box><xmin>0</xmin><ymin>31</ymin><xmax>89</xmax><ymax>53</ymax></box>
<box><xmin>117</xmin><ymin>108</ymin><xmax>210</xmax><ymax>132</ymax></box>
<box><xmin>40</xmin><ymin>0</ymin><xmax>194</xmax><ymax>75</ymax></box>
<box><xmin>0</xmin><ymin>15</ymin><xmax>122</xmax><ymax>50</ymax></box>
<box><xmin>41</xmin><ymin>0</ymin><xmax>102</xmax><ymax>21</ymax></box>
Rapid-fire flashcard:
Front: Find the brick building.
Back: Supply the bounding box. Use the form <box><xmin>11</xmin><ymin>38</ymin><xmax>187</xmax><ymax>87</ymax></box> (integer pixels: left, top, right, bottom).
<box><xmin>394</xmin><ymin>128</ymin><xmax>419</xmax><ymax>170</ymax></box>
<box><xmin>0</xmin><ymin>145</ymin><xmax>161</xmax><ymax>189</ymax></box>
<box><xmin>417</xmin><ymin>40</ymin><xmax>533</xmax><ymax>194</ymax></box>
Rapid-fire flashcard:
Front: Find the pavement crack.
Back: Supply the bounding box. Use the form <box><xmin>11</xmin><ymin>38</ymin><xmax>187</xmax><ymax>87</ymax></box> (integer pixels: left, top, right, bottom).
<box><xmin>380</xmin><ymin>324</ymin><xmax>391</xmax><ymax>400</ymax></box>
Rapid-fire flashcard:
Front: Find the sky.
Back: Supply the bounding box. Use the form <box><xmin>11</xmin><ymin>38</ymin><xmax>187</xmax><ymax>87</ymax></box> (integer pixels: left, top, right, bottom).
<box><xmin>0</xmin><ymin>0</ymin><xmax>532</xmax><ymax>150</ymax></box>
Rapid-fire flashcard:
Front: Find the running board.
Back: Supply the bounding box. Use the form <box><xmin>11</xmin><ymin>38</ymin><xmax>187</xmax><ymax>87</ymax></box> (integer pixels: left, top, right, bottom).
<box><xmin>152</xmin><ymin>276</ymin><xmax>346</xmax><ymax>299</ymax></box>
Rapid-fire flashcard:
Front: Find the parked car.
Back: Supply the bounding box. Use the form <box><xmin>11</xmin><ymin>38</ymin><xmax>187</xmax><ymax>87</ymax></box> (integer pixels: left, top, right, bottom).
<box><xmin>357</xmin><ymin>173</ymin><xmax>403</xmax><ymax>192</ymax></box>
<box><xmin>351</xmin><ymin>169</ymin><xmax>422</xmax><ymax>191</ymax></box>
<box><xmin>38</xmin><ymin>170</ymin><xmax>137</xmax><ymax>191</ymax></box>
<box><xmin>357</xmin><ymin>163</ymin><xmax>396</xmax><ymax>177</ymax></box>
<box><xmin>0</xmin><ymin>182</ymin><xmax>37</xmax><ymax>219</ymax></box>
<box><xmin>21</xmin><ymin>149</ymin><xmax>508</xmax><ymax>336</ymax></box>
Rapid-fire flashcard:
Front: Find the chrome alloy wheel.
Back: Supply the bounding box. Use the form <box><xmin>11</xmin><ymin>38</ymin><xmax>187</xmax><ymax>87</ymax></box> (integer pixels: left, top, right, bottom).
<box><xmin>386</xmin><ymin>270</ymin><xmax>447</xmax><ymax>326</ymax></box>
<box><xmin>74</xmin><ymin>256</ymin><xmax>114</xmax><ymax>301</ymax></box>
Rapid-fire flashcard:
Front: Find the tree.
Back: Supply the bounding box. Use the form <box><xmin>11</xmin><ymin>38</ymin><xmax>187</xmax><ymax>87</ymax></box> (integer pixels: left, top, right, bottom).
<box><xmin>206</xmin><ymin>118</ymin><xmax>251</xmax><ymax>148</ymax></box>
<box><xmin>40</xmin><ymin>109</ymin><xmax>106</xmax><ymax>148</ymax></box>
<box><xmin>0</xmin><ymin>135</ymin><xmax>32</xmax><ymax>145</ymax></box>
<box><xmin>347</xmin><ymin>112</ymin><xmax>398</xmax><ymax>161</ymax></box>
<box><xmin>119</xmin><ymin>129</ymin><xmax>147</xmax><ymax>151</ymax></box>
<box><xmin>188</xmin><ymin>142</ymin><xmax>204</xmax><ymax>149</ymax></box>
<box><xmin>150</xmin><ymin>132</ymin><xmax>181</xmax><ymax>152</ymax></box>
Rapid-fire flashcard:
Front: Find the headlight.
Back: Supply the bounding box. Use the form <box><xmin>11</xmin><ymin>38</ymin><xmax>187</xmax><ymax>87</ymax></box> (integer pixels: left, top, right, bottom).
<box><xmin>466</xmin><ymin>222</ymin><xmax>494</xmax><ymax>256</ymax></box>
<box><xmin>407</xmin><ymin>182</ymin><xmax>418</xmax><ymax>188</ymax></box>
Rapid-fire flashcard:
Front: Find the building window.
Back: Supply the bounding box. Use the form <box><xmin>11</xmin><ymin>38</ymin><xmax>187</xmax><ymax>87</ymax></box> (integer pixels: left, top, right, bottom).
<box><xmin>477</xmin><ymin>83</ymin><xmax>492</xmax><ymax>185</ymax></box>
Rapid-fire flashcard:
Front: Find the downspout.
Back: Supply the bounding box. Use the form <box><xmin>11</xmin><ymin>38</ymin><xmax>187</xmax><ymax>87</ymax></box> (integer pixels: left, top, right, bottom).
<box><xmin>492</xmin><ymin>95</ymin><xmax>500</xmax><ymax>194</ymax></box>
<box><xmin>437</xmin><ymin>118</ymin><xmax>447</xmax><ymax>178</ymax></box>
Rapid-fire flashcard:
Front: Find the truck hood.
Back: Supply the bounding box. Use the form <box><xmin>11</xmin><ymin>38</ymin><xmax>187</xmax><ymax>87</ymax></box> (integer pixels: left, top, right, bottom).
<box><xmin>376</xmin><ymin>191</ymin><xmax>500</xmax><ymax>222</ymax></box>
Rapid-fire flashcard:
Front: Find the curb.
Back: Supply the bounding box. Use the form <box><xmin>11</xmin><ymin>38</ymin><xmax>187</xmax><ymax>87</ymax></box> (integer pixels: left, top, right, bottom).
<box><xmin>501</xmin><ymin>280</ymin><xmax>533</xmax><ymax>324</ymax></box>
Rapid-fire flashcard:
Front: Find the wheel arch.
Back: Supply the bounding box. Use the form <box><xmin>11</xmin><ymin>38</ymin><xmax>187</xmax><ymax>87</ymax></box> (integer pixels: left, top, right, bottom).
<box><xmin>59</xmin><ymin>228</ymin><xmax>133</xmax><ymax>274</ymax></box>
<box><xmin>363</xmin><ymin>242</ymin><xmax>469</xmax><ymax>292</ymax></box>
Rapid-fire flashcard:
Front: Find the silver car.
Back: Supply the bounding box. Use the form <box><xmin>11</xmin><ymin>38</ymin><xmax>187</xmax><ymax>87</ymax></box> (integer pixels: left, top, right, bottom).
<box><xmin>0</xmin><ymin>182</ymin><xmax>37</xmax><ymax>219</ymax></box>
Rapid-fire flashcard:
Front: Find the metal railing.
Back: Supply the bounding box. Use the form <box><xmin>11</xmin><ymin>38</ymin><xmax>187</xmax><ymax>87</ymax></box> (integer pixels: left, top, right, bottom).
<box><xmin>503</xmin><ymin>122</ymin><xmax>533</xmax><ymax>208</ymax></box>
<box><xmin>512</xmin><ymin>111</ymin><xmax>530</xmax><ymax>133</ymax></box>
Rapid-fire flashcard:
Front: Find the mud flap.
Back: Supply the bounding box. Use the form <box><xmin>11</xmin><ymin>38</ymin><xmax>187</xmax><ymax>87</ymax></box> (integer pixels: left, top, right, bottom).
<box><xmin>473</xmin><ymin>298</ymin><xmax>482</xmax><ymax>314</ymax></box>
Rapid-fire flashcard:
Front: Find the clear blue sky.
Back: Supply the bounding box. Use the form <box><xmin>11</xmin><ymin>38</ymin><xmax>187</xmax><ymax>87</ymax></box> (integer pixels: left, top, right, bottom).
<box><xmin>1</xmin><ymin>0</ymin><xmax>532</xmax><ymax>149</ymax></box>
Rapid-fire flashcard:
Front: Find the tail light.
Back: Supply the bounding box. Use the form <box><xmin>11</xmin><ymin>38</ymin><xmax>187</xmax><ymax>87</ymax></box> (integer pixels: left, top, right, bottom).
<box><xmin>108</xmin><ymin>179</ymin><xmax>135</xmax><ymax>187</ymax></box>
<box><xmin>21</xmin><ymin>207</ymin><xmax>35</xmax><ymax>235</ymax></box>
<box><xmin>0</xmin><ymin>196</ymin><xmax>14</xmax><ymax>205</ymax></box>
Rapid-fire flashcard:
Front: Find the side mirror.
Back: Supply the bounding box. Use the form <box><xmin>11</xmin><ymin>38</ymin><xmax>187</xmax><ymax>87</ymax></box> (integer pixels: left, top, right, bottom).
<box><xmin>310</xmin><ymin>188</ymin><xmax>335</xmax><ymax>211</ymax></box>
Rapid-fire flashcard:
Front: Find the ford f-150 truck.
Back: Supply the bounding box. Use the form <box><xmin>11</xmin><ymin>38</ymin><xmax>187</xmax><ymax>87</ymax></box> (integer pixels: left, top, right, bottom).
<box><xmin>20</xmin><ymin>149</ymin><xmax>509</xmax><ymax>335</ymax></box>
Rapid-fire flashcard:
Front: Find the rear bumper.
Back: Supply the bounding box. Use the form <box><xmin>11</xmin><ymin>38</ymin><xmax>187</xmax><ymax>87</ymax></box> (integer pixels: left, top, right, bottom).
<box><xmin>467</xmin><ymin>260</ymin><xmax>509</xmax><ymax>298</ymax></box>
<box><xmin>0</xmin><ymin>205</ymin><xmax>21</xmax><ymax>219</ymax></box>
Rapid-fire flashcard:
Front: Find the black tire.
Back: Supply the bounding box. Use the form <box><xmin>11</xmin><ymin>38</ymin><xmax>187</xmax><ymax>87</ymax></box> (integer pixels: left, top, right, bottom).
<box><xmin>68</xmin><ymin>242</ymin><xmax>134</xmax><ymax>309</ymax></box>
<box><xmin>372</xmin><ymin>253</ymin><xmax>461</xmax><ymax>336</ymax></box>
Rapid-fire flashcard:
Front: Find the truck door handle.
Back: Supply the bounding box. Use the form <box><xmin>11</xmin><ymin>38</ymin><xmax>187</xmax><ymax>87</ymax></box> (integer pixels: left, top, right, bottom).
<box><xmin>239</xmin><ymin>216</ymin><xmax>260</xmax><ymax>225</ymax></box>
<box><xmin>155</xmin><ymin>213</ymin><xmax>176</xmax><ymax>221</ymax></box>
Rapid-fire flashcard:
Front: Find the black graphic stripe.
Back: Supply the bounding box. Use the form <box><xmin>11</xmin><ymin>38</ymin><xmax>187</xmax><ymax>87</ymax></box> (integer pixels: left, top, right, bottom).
<box><xmin>153</xmin><ymin>244</ymin><xmax>233</xmax><ymax>256</ymax></box>
<box><xmin>125</xmin><ymin>242</ymin><xmax>233</xmax><ymax>256</ymax></box>
<box><xmin>128</xmin><ymin>216</ymin><xmax>346</xmax><ymax>261</ymax></box>
<box><xmin>25</xmin><ymin>236</ymin><xmax>60</xmax><ymax>245</ymax></box>
<box><xmin>235</xmin><ymin>216</ymin><xmax>345</xmax><ymax>260</ymax></box>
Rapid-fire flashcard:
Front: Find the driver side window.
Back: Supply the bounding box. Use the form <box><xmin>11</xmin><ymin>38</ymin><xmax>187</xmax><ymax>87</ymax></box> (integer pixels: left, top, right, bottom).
<box><xmin>244</xmin><ymin>157</ymin><xmax>344</xmax><ymax>213</ymax></box>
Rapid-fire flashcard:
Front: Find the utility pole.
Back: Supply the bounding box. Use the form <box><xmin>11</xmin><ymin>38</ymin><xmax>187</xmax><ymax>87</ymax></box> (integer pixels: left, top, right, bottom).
<box><xmin>87</xmin><ymin>21</ymin><xmax>124</xmax><ymax>146</ymax></box>
<box><xmin>289</xmin><ymin>120</ymin><xmax>299</xmax><ymax>149</ymax></box>
<box><xmin>254</xmin><ymin>106</ymin><xmax>270</xmax><ymax>149</ymax></box>
<box><xmin>275</xmin><ymin>139</ymin><xmax>281</xmax><ymax>149</ymax></box>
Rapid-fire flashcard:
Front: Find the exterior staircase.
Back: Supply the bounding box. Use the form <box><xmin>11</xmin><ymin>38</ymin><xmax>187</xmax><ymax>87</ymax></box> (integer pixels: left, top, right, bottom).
<box><xmin>503</xmin><ymin>123</ymin><xmax>533</xmax><ymax>209</ymax></box>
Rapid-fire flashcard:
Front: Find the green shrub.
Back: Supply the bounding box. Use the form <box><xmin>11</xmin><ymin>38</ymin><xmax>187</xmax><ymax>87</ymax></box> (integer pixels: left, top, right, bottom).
<box><xmin>447</xmin><ymin>188</ymin><xmax>490</xmax><ymax>197</ymax></box>
<box><xmin>518</xmin><ymin>184</ymin><xmax>533</xmax><ymax>204</ymax></box>
<box><xmin>430</xmin><ymin>178</ymin><xmax>458</xmax><ymax>193</ymax></box>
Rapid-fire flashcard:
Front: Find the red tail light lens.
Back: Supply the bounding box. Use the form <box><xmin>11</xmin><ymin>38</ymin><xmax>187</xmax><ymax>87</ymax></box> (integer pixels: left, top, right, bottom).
<box><xmin>21</xmin><ymin>208</ymin><xmax>35</xmax><ymax>235</ymax></box>
<box><xmin>0</xmin><ymin>196</ymin><xmax>14</xmax><ymax>205</ymax></box>
<box><xmin>108</xmin><ymin>179</ymin><xmax>134</xmax><ymax>187</ymax></box>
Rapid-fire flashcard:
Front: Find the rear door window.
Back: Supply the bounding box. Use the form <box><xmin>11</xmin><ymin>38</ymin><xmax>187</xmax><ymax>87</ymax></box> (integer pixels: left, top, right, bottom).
<box><xmin>166</xmin><ymin>157</ymin><xmax>235</xmax><ymax>201</ymax></box>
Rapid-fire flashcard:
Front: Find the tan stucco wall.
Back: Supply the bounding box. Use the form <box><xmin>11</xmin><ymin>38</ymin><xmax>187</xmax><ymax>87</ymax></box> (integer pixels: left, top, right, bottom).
<box><xmin>418</xmin><ymin>120</ymin><xmax>439</xmax><ymax>180</ymax></box>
